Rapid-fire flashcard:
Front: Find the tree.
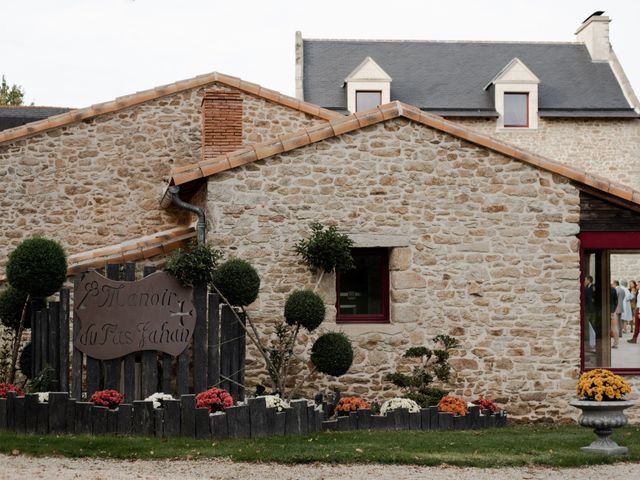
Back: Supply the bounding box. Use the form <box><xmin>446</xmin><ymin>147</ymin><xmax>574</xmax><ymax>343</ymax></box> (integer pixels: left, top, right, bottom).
<box><xmin>0</xmin><ymin>75</ymin><xmax>25</xmax><ymax>106</ymax></box>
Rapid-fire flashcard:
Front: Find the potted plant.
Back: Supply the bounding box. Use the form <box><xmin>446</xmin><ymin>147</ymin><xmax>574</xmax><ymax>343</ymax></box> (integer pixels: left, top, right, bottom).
<box><xmin>334</xmin><ymin>396</ymin><xmax>370</xmax><ymax>416</ymax></box>
<box><xmin>570</xmin><ymin>368</ymin><xmax>634</xmax><ymax>455</ymax></box>
<box><xmin>90</xmin><ymin>389</ymin><xmax>124</xmax><ymax>410</ymax></box>
<box><xmin>195</xmin><ymin>387</ymin><xmax>234</xmax><ymax>413</ymax></box>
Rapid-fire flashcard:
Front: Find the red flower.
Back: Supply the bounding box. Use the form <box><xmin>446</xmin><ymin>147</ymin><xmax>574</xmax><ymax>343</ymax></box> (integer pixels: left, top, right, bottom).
<box><xmin>195</xmin><ymin>387</ymin><xmax>234</xmax><ymax>413</ymax></box>
<box><xmin>90</xmin><ymin>389</ymin><xmax>124</xmax><ymax>409</ymax></box>
<box><xmin>472</xmin><ymin>398</ymin><xmax>497</xmax><ymax>413</ymax></box>
<box><xmin>0</xmin><ymin>383</ymin><xmax>24</xmax><ymax>398</ymax></box>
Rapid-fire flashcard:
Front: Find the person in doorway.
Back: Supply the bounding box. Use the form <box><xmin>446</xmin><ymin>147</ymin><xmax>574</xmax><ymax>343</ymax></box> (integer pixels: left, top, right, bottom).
<box><xmin>584</xmin><ymin>275</ymin><xmax>596</xmax><ymax>327</ymax></box>
<box><xmin>621</xmin><ymin>280</ymin><xmax>633</xmax><ymax>334</ymax></box>
<box><xmin>628</xmin><ymin>281</ymin><xmax>640</xmax><ymax>344</ymax></box>
<box><xmin>611</xmin><ymin>280</ymin><xmax>622</xmax><ymax>349</ymax></box>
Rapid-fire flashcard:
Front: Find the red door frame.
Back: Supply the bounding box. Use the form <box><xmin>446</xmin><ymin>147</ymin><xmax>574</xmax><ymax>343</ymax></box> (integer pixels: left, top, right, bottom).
<box><xmin>579</xmin><ymin>231</ymin><xmax>640</xmax><ymax>375</ymax></box>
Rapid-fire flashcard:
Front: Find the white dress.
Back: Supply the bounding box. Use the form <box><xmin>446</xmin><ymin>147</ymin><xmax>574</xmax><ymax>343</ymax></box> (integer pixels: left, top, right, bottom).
<box><xmin>621</xmin><ymin>287</ymin><xmax>633</xmax><ymax>321</ymax></box>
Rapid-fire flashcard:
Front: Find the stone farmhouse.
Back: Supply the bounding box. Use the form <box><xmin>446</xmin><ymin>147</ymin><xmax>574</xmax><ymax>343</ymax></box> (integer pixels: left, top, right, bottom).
<box><xmin>1</xmin><ymin>12</ymin><xmax>640</xmax><ymax>421</ymax></box>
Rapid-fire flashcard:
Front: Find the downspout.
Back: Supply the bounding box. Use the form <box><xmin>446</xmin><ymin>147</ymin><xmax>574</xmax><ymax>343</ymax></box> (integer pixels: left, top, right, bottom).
<box><xmin>168</xmin><ymin>185</ymin><xmax>206</xmax><ymax>245</ymax></box>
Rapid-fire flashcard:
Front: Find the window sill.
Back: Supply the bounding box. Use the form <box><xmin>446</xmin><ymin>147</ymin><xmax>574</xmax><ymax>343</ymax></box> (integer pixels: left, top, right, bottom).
<box><xmin>495</xmin><ymin>126</ymin><xmax>538</xmax><ymax>132</ymax></box>
<box><xmin>325</xmin><ymin>320</ymin><xmax>402</xmax><ymax>335</ymax></box>
<box><xmin>582</xmin><ymin>367</ymin><xmax>640</xmax><ymax>376</ymax></box>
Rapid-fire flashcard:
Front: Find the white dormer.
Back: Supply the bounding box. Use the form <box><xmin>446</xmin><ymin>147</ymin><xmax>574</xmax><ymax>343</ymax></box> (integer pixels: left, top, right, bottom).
<box><xmin>485</xmin><ymin>58</ymin><xmax>540</xmax><ymax>130</ymax></box>
<box><xmin>344</xmin><ymin>57</ymin><xmax>392</xmax><ymax>113</ymax></box>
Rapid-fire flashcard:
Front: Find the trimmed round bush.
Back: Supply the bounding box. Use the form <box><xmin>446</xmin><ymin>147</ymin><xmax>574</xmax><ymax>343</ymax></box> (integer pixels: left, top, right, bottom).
<box><xmin>212</xmin><ymin>258</ymin><xmax>260</xmax><ymax>307</ymax></box>
<box><xmin>311</xmin><ymin>332</ymin><xmax>353</xmax><ymax>377</ymax></box>
<box><xmin>284</xmin><ymin>290</ymin><xmax>325</xmax><ymax>332</ymax></box>
<box><xmin>6</xmin><ymin>238</ymin><xmax>67</xmax><ymax>298</ymax></box>
<box><xmin>18</xmin><ymin>341</ymin><xmax>32</xmax><ymax>379</ymax></box>
<box><xmin>165</xmin><ymin>242</ymin><xmax>223</xmax><ymax>287</ymax></box>
<box><xmin>294</xmin><ymin>222</ymin><xmax>354</xmax><ymax>273</ymax></box>
<box><xmin>0</xmin><ymin>286</ymin><xmax>29</xmax><ymax>331</ymax></box>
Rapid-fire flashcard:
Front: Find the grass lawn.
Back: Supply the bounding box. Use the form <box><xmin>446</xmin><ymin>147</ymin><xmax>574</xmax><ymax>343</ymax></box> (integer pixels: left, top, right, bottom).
<box><xmin>1</xmin><ymin>424</ymin><xmax>639</xmax><ymax>468</ymax></box>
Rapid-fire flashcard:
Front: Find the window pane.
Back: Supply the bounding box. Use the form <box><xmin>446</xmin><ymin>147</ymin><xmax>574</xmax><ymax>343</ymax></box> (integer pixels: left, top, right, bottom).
<box><xmin>356</xmin><ymin>91</ymin><xmax>381</xmax><ymax>112</ymax></box>
<box><xmin>583</xmin><ymin>251</ymin><xmax>640</xmax><ymax>369</ymax></box>
<box><xmin>503</xmin><ymin>93</ymin><xmax>528</xmax><ymax>126</ymax></box>
<box><xmin>339</xmin><ymin>252</ymin><xmax>382</xmax><ymax>315</ymax></box>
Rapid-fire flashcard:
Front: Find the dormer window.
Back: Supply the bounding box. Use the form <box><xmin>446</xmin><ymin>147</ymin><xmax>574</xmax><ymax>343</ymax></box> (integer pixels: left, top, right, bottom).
<box><xmin>345</xmin><ymin>57</ymin><xmax>392</xmax><ymax>114</ymax></box>
<box><xmin>356</xmin><ymin>91</ymin><xmax>382</xmax><ymax>112</ymax></box>
<box><xmin>504</xmin><ymin>93</ymin><xmax>529</xmax><ymax>127</ymax></box>
<box><xmin>485</xmin><ymin>58</ymin><xmax>539</xmax><ymax>130</ymax></box>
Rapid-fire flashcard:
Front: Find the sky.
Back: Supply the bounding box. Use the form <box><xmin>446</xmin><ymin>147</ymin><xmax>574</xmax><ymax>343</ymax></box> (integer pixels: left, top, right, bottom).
<box><xmin>1</xmin><ymin>0</ymin><xmax>639</xmax><ymax>108</ymax></box>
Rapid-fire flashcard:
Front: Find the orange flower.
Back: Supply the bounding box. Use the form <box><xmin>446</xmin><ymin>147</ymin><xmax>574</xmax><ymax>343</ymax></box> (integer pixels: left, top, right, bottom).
<box><xmin>335</xmin><ymin>396</ymin><xmax>370</xmax><ymax>415</ymax></box>
<box><xmin>437</xmin><ymin>395</ymin><xmax>468</xmax><ymax>416</ymax></box>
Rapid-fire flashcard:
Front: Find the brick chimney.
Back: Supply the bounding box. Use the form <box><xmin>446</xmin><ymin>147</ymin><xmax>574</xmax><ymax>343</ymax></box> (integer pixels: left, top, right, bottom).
<box><xmin>575</xmin><ymin>11</ymin><xmax>611</xmax><ymax>62</ymax></box>
<box><xmin>201</xmin><ymin>90</ymin><xmax>243</xmax><ymax>162</ymax></box>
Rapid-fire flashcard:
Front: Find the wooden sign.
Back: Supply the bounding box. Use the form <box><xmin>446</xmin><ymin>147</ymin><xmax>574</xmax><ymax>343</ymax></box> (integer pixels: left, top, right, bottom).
<box><xmin>74</xmin><ymin>270</ymin><xmax>195</xmax><ymax>360</ymax></box>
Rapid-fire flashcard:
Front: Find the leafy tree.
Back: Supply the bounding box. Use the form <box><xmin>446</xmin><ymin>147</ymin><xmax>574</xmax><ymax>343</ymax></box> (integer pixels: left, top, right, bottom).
<box><xmin>0</xmin><ymin>75</ymin><xmax>25</xmax><ymax>106</ymax></box>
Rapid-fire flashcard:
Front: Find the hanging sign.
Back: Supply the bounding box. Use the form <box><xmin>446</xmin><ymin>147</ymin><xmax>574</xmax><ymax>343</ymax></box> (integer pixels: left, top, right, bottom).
<box><xmin>73</xmin><ymin>270</ymin><xmax>195</xmax><ymax>360</ymax></box>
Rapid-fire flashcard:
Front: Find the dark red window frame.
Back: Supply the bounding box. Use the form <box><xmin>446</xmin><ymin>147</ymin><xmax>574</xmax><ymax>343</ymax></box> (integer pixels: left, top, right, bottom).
<box><xmin>336</xmin><ymin>248</ymin><xmax>390</xmax><ymax>324</ymax></box>
<box><xmin>355</xmin><ymin>90</ymin><xmax>382</xmax><ymax>112</ymax></box>
<box><xmin>503</xmin><ymin>92</ymin><xmax>529</xmax><ymax>128</ymax></box>
<box><xmin>579</xmin><ymin>231</ymin><xmax>640</xmax><ymax>375</ymax></box>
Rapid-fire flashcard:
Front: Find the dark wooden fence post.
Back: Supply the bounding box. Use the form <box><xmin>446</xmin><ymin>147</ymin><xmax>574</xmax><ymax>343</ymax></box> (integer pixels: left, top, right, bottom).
<box><xmin>71</xmin><ymin>275</ymin><xmax>84</xmax><ymax>401</ymax></box>
<box><xmin>220</xmin><ymin>305</ymin><xmax>234</xmax><ymax>395</ymax></box>
<box><xmin>30</xmin><ymin>308</ymin><xmax>38</xmax><ymax>379</ymax></box>
<box><xmin>85</xmin><ymin>269</ymin><xmax>104</xmax><ymax>398</ymax></box>
<box><xmin>103</xmin><ymin>264</ymin><xmax>122</xmax><ymax>391</ymax></box>
<box><xmin>59</xmin><ymin>288</ymin><xmax>70</xmax><ymax>392</ymax></box>
<box><xmin>141</xmin><ymin>266</ymin><xmax>159</xmax><ymax>399</ymax></box>
<box><xmin>207</xmin><ymin>293</ymin><xmax>220</xmax><ymax>388</ymax></box>
<box><xmin>193</xmin><ymin>284</ymin><xmax>207</xmax><ymax>394</ymax></box>
<box><xmin>48</xmin><ymin>301</ymin><xmax>60</xmax><ymax>391</ymax></box>
<box><xmin>123</xmin><ymin>263</ymin><xmax>137</xmax><ymax>402</ymax></box>
<box><xmin>39</xmin><ymin>309</ymin><xmax>49</xmax><ymax>375</ymax></box>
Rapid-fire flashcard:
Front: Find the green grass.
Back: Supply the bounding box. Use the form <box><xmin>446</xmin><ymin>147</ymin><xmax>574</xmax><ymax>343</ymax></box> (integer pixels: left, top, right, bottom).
<box><xmin>1</xmin><ymin>425</ymin><xmax>639</xmax><ymax>467</ymax></box>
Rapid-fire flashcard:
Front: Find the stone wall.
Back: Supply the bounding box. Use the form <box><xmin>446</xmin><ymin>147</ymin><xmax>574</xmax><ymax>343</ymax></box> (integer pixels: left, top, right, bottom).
<box><xmin>204</xmin><ymin>117</ymin><xmax>613</xmax><ymax>422</ymax></box>
<box><xmin>610</xmin><ymin>254</ymin><xmax>640</xmax><ymax>286</ymax></box>
<box><xmin>453</xmin><ymin>117</ymin><xmax>640</xmax><ymax>190</ymax></box>
<box><xmin>0</xmin><ymin>83</ymin><xmax>326</xmax><ymax>271</ymax></box>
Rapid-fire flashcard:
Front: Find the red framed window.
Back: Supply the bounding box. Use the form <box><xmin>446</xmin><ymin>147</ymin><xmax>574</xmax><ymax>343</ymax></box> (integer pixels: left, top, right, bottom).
<box><xmin>356</xmin><ymin>91</ymin><xmax>382</xmax><ymax>112</ymax></box>
<box><xmin>579</xmin><ymin>231</ymin><xmax>640</xmax><ymax>376</ymax></box>
<box><xmin>503</xmin><ymin>92</ymin><xmax>529</xmax><ymax>127</ymax></box>
<box><xmin>336</xmin><ymin>248</ymin><xmax>389</xmax><ymax>323</ymax></box>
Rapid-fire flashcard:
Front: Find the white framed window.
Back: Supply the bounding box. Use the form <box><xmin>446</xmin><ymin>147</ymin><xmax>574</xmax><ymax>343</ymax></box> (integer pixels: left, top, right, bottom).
<box><xmin>345</xmin><ymin>57</ymin><xmax>392</xmax><ymax>114</ymax></box>
<box><xmin>356</xmin><ymin>91</ymin><xmax>382</xmax><ymax>112</ymax></box>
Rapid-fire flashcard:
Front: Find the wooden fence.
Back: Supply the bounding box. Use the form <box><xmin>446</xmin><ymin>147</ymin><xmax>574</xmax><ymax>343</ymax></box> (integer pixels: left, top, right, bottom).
<box><xmin>0</xmin><ymin>391</ymin><xmax>507</xmax><ymax>439</ymax></box>
<box><xmin>30</xmin><ymin>263</ymin><xmax>247</xmax><ymax>402</ymax></box>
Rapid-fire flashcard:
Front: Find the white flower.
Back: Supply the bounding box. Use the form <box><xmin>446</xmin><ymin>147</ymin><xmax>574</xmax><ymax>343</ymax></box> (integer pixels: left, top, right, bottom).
<box><xmin>260</xmin><ymin>394</ymin><xmax>290</xmax><ymax>412</ymax></box>
<box><xmin>37</xmin><ymin>392</ymin><xmax>49</xmax><ymax>404</ymax></box>
<box><xmin>144</xmin><ymin>392</ymin><xmax>174</xmax><ymax>409</ymax></box>
<box><xmin>380</xmin><ymin>398</ymin><xmax>420</xmax><ymax>414</ymax></box>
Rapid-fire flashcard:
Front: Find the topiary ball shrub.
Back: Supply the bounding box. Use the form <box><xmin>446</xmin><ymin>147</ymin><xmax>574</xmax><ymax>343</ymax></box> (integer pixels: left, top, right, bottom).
<box><xmin>212</xmin><ymin>258</ymin><xmax>260</xmax><ymax>307</ymax></box>
<box><xmin>284</xmin><ymin>290</ymin><xmax>325</xmax><ymax>332</ymax></box>
<box><xmin>18</xmin><ymin>341</ymin><xmax>32</xmax><ymax>379</ymax></box>
<box><xmin>165</xmin><ymin>242</ymin><xmax>223</xmax><ymax>287</ymax></box>
<box><xmin>294</xmin><ymin>222</ymin><xmax>354</xmax><ymax>273</ymax></box>
<box><xmin>311</xmin><ymin>332</ymin><xmax>353</xmax><ymax>377</ymax></box>
<box><xmin>6</xmin><ymin>237</ymin><xmax>67</xmax><ymax>298</ymax></box>
<box><xmin>0</xmin><ymin>286</ymin><xmax>29</xmax><ymax>331</ymax></box>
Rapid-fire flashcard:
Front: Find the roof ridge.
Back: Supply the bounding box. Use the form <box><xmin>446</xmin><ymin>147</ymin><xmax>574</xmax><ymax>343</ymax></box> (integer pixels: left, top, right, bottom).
<box><xmin>303</xmin><ymin>38</ymin><xmax>582</xmax><ymax>45</ymax></box>
<box><xmin>0</xmin><ymin>72</ymin><xmax>342</xmax><ymax>145</ymax></box>
<box><xmin>0</xmin><ymin>105</ymin><xmax>72</xmax><ymax>110</ymax></box>
<box><xmin>165</xmin><ymin>101</ymin><xmax>640</xmax><ymax>211</ymax></box>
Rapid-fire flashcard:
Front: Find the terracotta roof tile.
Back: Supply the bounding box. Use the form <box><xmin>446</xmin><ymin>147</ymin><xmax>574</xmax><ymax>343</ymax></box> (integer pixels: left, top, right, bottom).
<box><xmin>166</xmin><ymin>100</ymin><xmax>640</xmax><ymax>212</ymax></box>
<box><xmin>226</xmin><ymin>147</ymin><xmax>258</xmax><ymax>169</ymax></box>
<box><xmin>254</xmin><ymin>138</ymin><xmax>285</xmax><ymax>161</ymax></box>
<box><xmin>172</xmin><ymin>166</ymin><xmax>204</xmax><ymax>185</ymax></box>
<box><xmin>0</xmin><ymin>225</ymin><xmax>197</xmax><ymax>282</ymax></box>
<box><xmin>306</xmin><ymin>123</ymin><xmax>335</xmax><ymax>143</ymax></box>
<box><xmin>200</xmin><ymin>155</ymin><xmax>232</xmax><ymax>177</ymax></box>
<box><xmin>0</xmin><ymin>72</ymin><xmax>342</xmax><ymax>145</ymax></box>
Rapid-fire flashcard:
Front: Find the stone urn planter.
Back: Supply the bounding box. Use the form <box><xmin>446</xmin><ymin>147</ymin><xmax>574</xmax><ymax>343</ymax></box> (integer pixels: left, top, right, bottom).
<box><xmin>570</xmin><ymin>399</ymin><xmax>635</xmax><ymax>455</ymax></box>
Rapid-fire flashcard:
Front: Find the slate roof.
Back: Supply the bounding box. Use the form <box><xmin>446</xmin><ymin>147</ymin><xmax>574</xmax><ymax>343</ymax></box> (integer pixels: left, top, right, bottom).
<box><xmin>302</xmin><ymin>39</ymin><xmax>638</xmax><ymax>117</ymax></box>
<box><xmin>0</xmin><ymin>106</ymin><xmax>71</xmax><ymax>131</ymax></box>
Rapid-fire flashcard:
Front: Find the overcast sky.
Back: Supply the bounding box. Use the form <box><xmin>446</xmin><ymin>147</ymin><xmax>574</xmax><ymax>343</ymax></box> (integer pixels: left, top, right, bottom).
<box><xmin>2</xmin><ymin>0</ymin><xmax>638</xmax><ymax>108</ymax></box>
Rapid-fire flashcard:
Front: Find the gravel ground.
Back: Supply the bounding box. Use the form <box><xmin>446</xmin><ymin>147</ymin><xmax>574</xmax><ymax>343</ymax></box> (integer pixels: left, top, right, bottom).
<box><xmin>1</xmin><ymin>455</ymin><xmax>640</xmax><ymax>480</ymax></box>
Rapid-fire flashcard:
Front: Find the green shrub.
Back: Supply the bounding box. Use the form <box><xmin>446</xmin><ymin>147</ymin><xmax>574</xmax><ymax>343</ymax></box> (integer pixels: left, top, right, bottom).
<box><xmin>294</xmin><ymin>222</ymin><xmax>354</xmax><ymax>273</ymax></box>
<box><xmin>165</xmin><ymin>242</ymin><xmax>223</xmax><ymax>287</ymax></box>
<box><xmin>18</xmin><ymin>341</ymin><xmax>32</xmax><ymax>379</ymax></box>
<box><xmin>6</xmin><ymin>237</ymin><xmax>67</xmax><ymax>298</ymax></box>
<box><xmin>384</xmin><ymin>334</ymin><xmax>460</xmax><ymax>408</ymax></box>
<box><xmin>284</xmin><ymin>290</ymin><xmax>325</xmax><ymax>332</ymax></box>
<box><xmin>212</xmin><ymin>258</ymin><xmax>260</xmax><ymax>307</ymax></box>
<box><xmin>311</xmin><ymin>332</ymin><xmax>353</xmax><ymax>377</ymax></box>
<box><xmin>0</xmin><ymin>286</ymin><xmax>28</xmax><ymax>331</ymax></box>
